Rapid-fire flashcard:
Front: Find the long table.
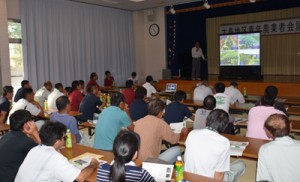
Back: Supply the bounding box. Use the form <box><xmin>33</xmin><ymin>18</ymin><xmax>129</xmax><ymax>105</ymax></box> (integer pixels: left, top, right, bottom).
<box><xmin>178</xmin><ymin>133</ymin><xmax>269</xmax><ymax>160</ymax></box>
<box><xmin>246</xmin><ymin>95</ymin><xmax>300</xmax><ymax>106</ymax></box>
<box><xmin>61</xmin><ymin>144</ymin><xmax>217</xmax><ymax>181</ymax></box>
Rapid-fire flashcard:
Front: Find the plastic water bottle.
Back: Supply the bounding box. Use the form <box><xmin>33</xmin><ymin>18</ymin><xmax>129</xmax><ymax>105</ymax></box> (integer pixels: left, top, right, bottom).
<box><xmin>175</xmin><ymin>156</ymin><xmax>184</xmax><ymax>182</ymax></box>
<box><xmin>44</xmin><ymin>100</ymin><xmax>48</xmax><ymax>111</ymax></box>
<box><xmin>107</xmin><ymin>94</ymin><xmax>111</xmax><ymax>106</ymax></box>
<box><xmin>243</xmin><ymin>87</ymin><xmax>247</xmax><ymax>97</ymax></box>
<box><xmin>66</xmin><ymin>129</ymin><xmax>72</xmax><ymax>149</ymax></box>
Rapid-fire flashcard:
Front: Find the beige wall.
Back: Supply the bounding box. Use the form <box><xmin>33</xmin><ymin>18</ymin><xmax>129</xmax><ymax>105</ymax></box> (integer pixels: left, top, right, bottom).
<box><xmin>7</xmin><ymin>0</ymin><xmax>20</xmax><ymax>19</ymax></box>
<box><xmin>133</xmin><ymin>7</ymin><xmax>166</xmax><ymax>83</ymax></box>
<box><xmin>207</xmin><ymin>7</ymin><xmax>300</xmax><ymax>75</ymax></box>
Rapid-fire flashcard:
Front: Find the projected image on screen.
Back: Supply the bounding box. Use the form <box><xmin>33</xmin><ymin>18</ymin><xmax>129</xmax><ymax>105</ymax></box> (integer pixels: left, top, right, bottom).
<box><xmin>220</xmin><ymin>32</ymin><xmax>260</xmax><ymax>66</ymax></box>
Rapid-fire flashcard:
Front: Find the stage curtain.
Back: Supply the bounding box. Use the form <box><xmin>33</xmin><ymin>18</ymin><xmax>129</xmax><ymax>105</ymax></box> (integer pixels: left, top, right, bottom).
<box><xmin>20</xmin><ymin>0</ymin><xmax>134</xmax><ymax>89</ymax></box>
<box><xmin>207</xmin><ymin>7</ymin><xmax>300</xmax><ymax>75</ymax></box>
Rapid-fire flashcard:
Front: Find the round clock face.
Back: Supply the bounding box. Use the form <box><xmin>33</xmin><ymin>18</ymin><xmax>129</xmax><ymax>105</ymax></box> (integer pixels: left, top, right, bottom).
<box><xmin>149</xmin><ymin>24</ymin><xmax>160</xmax><ymax>36</ymax></box>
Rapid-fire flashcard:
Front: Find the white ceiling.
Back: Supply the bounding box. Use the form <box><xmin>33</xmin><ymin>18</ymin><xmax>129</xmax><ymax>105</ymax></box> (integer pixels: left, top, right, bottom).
<box><xmin>69</xmin><ymin>0</ymin><xmax>203</xmax><ymax>11</ymax></box>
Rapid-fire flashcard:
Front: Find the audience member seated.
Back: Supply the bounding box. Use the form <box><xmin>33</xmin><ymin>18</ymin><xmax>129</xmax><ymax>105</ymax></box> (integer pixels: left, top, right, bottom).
<box><xmin>86</xmin><ymin>72</ymin><xmax>101</xmax><ymax>93</ymax></box>
<box><xmin>0</xmin><ymin>86</ymin><xmax>14</xmax><ymax>124</ymax></box>
<box><xmin>15</xmin><ymin>122</ymin><xmax>99</xmax><ymax>182</ymax></box>
<box><xmin>47</xmin><ymin>83</ymin><xmax>65</xmax><ymax>112</ymax></box>
<box><xmin>164</xmin><ymin>90</ymin><xmax>194</xmax><ymax>124</ymax></box>
<box><xmin>224</xmin><ymin>81</ymin><xmax>245</xmax><ymax>103</ymax></box>
<box><xmin>8</xmin><ymin>88</ymin><xmax>45</xmax><ymax>128</ymax></box>
<box><xmin>256</xmin><ymin>114</ymin><xmax>300</xmax><ymax>182</ymax></box>
<box><xmin>142</xmin><ymin>75</ymin><xmax>159</xmax><ymax>98</ymax></box>
<box><xmin>0</xmin><ymin>110</ymin><xmax>41</xmax><ymax>182</ymax></box>
<box><xmin>14</xmin><ymin>80</ymin><xmax>31</xmax><ymax>103</ymax></box>
<box><xmin>214</xmin><ymin>82</ymin><xmax>234</xmax><ymax>113</ymax></box>
<box><xmin>184</xmin><ymin>109</ymin><xmax>246</xmax><ymax>181</ymax></box>
<box><xmin>65</xmin><ymin>86</ymin><xmax>72</xmax><ymax>95</ymax></box>
<box><xmin>97</xmin><ymin>130</ymin><xmax>155</xmax><ymax>182</ymax></box>
<box><xmin>34</xmin><ymin>81</ymin><xmax>53</xmax><ymax>107</ymax></box>
<box><xmin>134</xmin><ymin>99</ymin><xmax>187</xmax><ymax>164</ymax></box>
<box><xmin>68</xmin><ymin>80</ymin><xmax>83</xmax><ymax>111</ymax></box>
<box><xmin>79</xmin><ymin>84</ymin><xmax>104</xmax><ymax>122</ymax></box>
<box><xmin>50</xmin><ymin>96</ymin><xmax>81</xmax><ymax>143</ymax></box>
<box><xmin>130</xmin><ymin>86</ymin><xmax>148</xmax><ymax>121</ymax></box>
<box><xmin>246</xmin><ymin>95</ymin><xmax>285</xmax><ymax>140</ymax></box>
<box><xmin>93</xmin><ymin>92</ymin><xmax>133</xmax><ymax>151</ymax></box>
<box><xmin>193</xmin><ymin>80</ymin><xmax>213</xmax><ymax>100</ymax></box>
<box><xmin>194</xmin><ymin>95</ymin><xmax>216</xmax><ymax>129</ymax></box>
<box><xmin>122</xmin><ymin>80</ymin><xmax>135</xmax><ymax>107</ymax></box>
<box><xmin>104</xmin><ymin>70</ymin><xmax>114</xmax><ymax>88</ymax></box>
<box><xmin>264</xmin><ymin>85</ymin><xmax>288</xmax><ymax>115</ymax></box>
<box><xmin>78</xmin><ymin>80</ymin><xmax>85</xmax><ymax>96</ymax></box>
<box><xmin>128</xmin><ymin>72</ymin><xmax>138</xmax><ymax>85</ymax></box>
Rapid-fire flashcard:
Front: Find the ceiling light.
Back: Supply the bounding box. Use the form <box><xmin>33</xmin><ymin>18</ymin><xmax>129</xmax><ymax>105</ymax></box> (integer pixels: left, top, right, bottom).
<box><xmin>130</xmin><ymin>0</ymin><xmax>145</xmax><ymax>2</ymax></box>
<box><xmin>249</xmin><ymin>0</ymin><xmax>256</xmax><ymax>3</ymax></box>
<box><xmin>101</xmin><ymin>0</ymin><xmax>118</xmax><ymax>4</ymax></box>
<box><xmin>169</xmin><ymin>6</ymin><xmax>176</xmax><ymax>14</ymax></box>
<box><xmin>203</xmin><ymin>0</ymin><xmax>210</xmax><ymax>9</ymax></box>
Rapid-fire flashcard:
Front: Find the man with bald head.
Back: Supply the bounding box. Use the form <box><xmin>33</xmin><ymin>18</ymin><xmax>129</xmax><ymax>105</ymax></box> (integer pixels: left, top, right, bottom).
<box><xmin>256</xmin><ymin>114</ymin><xmax>300</xmax><ymax>182</ymax></box>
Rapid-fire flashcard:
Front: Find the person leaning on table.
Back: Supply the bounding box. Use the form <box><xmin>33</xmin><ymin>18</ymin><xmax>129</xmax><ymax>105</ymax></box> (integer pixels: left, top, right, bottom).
<box><xmin>256</xmin><ymin>114</ymin><xmax>300</xmax><ymax>182</ymax></box>
<box><xmin>15</xmin><ymin>121</ymin><xmax>99</xmax><ymax>182</ymax></box>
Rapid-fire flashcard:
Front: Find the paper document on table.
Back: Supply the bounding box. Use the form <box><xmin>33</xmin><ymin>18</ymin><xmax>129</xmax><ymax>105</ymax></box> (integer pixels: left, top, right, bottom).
<box><xmin>230</xmin><ymin>141</ymin><xmax>249</xmax><ymax>156</ymax></box>
<box><xmin>142</xmin><ymin>158</ymin><xmax>173</xmax><ymax>182</ymax></box>
<box><xmin>234</xmin><ymin>118</ymin><xmax>248</xmax><ymax>123</ymax></box>
<box><xmin>169</xmin><ymin>121</ymin><xmax>186</xmax><ymax>133</ymax></box>
<box><xmin>69</xmin><ymin>152</ymin><xmax>105</xmax><ymax>169</ymax></box>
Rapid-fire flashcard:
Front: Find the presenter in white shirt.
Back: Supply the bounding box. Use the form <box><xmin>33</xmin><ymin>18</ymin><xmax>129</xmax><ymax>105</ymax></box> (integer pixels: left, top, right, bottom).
<box><xmin>191</xmin><ymin>41</ymin><xmax>207</xmax><ymax>80</ymax></box>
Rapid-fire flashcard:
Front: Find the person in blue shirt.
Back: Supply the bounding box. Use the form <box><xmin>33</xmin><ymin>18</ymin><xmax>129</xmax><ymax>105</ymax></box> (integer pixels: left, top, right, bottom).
<box><xmin>164</xmin><ymin>90</ymin><xmax>194</xmax><ymax>124</ymax></box>
<box><xmin>79</xmin><ymin>84</ymin><xmax>104</xmax><ymax>122</ymax></box>
<box><xmin>93</xmin><ymin>92</ymin><xmax>133</xmax><ymax>151</ymax></box>
<box><xmin>130</xmin><ymin>86</ymin><xmax>148</xmax><ymax>121</ymax></box>
<box><xmin>97</xmin><ymin>130</ymin><xmax>155</xmax><ymax>182</ymax></box>
<box><xmin>50</xmin><ymin>96</ymin><xmax>81</xmax><ymax>143</ymax></box>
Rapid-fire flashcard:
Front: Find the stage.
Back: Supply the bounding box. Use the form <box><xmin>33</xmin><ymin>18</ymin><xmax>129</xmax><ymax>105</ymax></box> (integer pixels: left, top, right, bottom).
<box><xmin>155</xmin><ymin>75</ymin><xmax>300</xmax><ymax>97</ymax></box>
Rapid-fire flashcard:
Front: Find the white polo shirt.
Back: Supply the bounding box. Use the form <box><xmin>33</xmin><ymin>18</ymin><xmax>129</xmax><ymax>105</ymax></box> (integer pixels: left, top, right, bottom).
<box><xmin>224</xmin><ymin>86</ymin><xmax>245</xmax><ymax>103</ymax></box>
<box><xmin>184</xmin><ymin>129</ymin><xmax>230</xmax><ymax>178</ymax></box>
<box><xmin>193</xmin><ymin>85</ymin><xmax>213</xmax><ymax>101</ymax></box>
<box><xmin>191</xmin><ymin>47</ymin><xmax>206</xmax><ymax>59</ymax></box>
<box><xmin>47</xmin><ymin>88</ymin><xmax>64</xmax><ymax>112</ymax></box>
<box><xmin>257</xmin><ymin>136</ymin><xmax>300</xmax><ymax>182</ymax></box>
<box><xmin>7</xmin><ymin>99</ymin><xmax>41</xmax><ymax>124</ymax></box>
<box><xmin>15</xmin><ymin>145</ymin><xmax>81</xmax><ymax>182</ymax></box>
<box><xmin>214</xmin><ymin>93</ymin><xmax>233</xmax><ymax>113</ymax></box>
<box><xmin>34</xmin><ymin>86</ymin><xmax>51</xmax><ymax>107</ymax></box>
<box><xmin>142</xmin><ymin>82</ymin><xmax>157</xmax><ymax>98</ymax></box>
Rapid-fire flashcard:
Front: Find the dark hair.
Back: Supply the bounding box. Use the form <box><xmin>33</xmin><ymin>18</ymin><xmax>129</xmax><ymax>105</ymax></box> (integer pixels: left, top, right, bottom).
<box><xmin>264</xmin><ymin>114</ymin><xmax>290</xmax><ymax>137</ymax></box>
<box><xmin>3</xmin><ymin>86</ymin><xmax>13</xmax><ymax>96</ymax></box>
<box><xmin>230</xmin><ymin>81</ymin><xmax>238</xmax><ymax>87</ymax></box>
<box><xmin>9</xmin><ymin>110</ymin><xmax>32</xmax><ymax>131</ymax></box>
<box><xmin>55</xmin><ymin>83</ymin><xmax>63</xmax><ymax>90</ymax></box>
<box><xmin>174</xmin><ymin>90</ymin><xmax>186</xmax><ymax>102</ymax></box>
<box><xmin>22</xmin><ymin>88</ymin><xmax>34</xmax><ymax>99</ymax></box>
<box><xmin>125</xmin><ymin>80</ymin><xmax>134</xmax><ymax>88</ymax></box>
<box><xmin>88</xmin><ymin>84</ymin><xmax>98</xmax><ymax>93</ymax></box>
<box><xmin>111</xmin><ymin>92</ymin><xmax>125</xmax><ymax>106</ymax></box>
<box><xmin>206</xmin><ymin>109</ymin><xmax>229</xmax><ymax>132</ymax></box>
<box><xmin>146</xmin><ymin>75</ymin><xmax>153</xmax><ymax>83</ymax></box>
<box><xmin>214</xmin><ymin>82</ymin><xmax>225</xmax><ymax>93</ymax></box>
<box><xmin>21</xmin><ymin>80</ymin><xmax>29</xmax><ymax>87</ymax></box>
<box><xmin>203</xmin><ymin>95</ymin><xmax>216</xmax><ymax>110</ymax></box>
<box><xmin>39</xmin><ymin>121</ymin><xmax>66</xmax><ymax>146</ymax></box>
<box><xmin>78</xmin><ymin>80</ymin><xmax>84</xmax><ymax>86</ymax></box>
<box><xmin>44</xmin><ymin>81</ymin><xmax>52</xmax><ymax>87</ymax></box>
<box><xmin>105</xmin><ymin>70</ymin><xmax>111</xmax><ymax>76</ymax></box>
<box><xmin>265</xmin><ymin>86</ymin><xmax>278</xmax><ymax>100</ymax></box>
<box><xmin>131</xmin><ymin>72</ymin><xmax>136</xmax><ymax>77</ymax></box>
<box><xmin>135</xmin><ymin>86</ymin><xmax>147</xmax><ymax>99</ymax></box>
<box><xmin>70</xmin><ymin>80</ymin><xmax>79</xmax><ymax>94</ymax></box>
<box><xmin>65</xmin><ymin>87</ymin><xmax>72</xmax><ymax>95</ymax></box>
<box><xmin>260</xmin><ymin>95</ymin><xmax>274</xmax><ymax>106</ymax></box>
<box><xmin>56</xmin><ymin>96</ymin><xmax>69</xmax><ymax>111</ymax></box>
<box><xmin>109</xmin><ymin>131</ymin><xmax>140</xmax><ymax>182</ymax></box>
<box><xmin>90</xmin><ymin>72</ymin><xmax>97</xmax><ymax>79</ymax></box>
<box><xmin>148</xmin><ymin>99</ymin><xmax>164</xmax><ymax>116</ymax></box>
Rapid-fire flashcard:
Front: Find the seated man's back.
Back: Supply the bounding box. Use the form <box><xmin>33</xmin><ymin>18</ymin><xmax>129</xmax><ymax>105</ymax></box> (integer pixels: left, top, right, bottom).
<box><xmin>164</xmin><ymin>101</ymin><xmax>192</xmax><ymax>124</ymax></box>
<box><xmin>193</xmin><ymin>84</ymin><xmax>212</xmax><ymax>100</ymax></box>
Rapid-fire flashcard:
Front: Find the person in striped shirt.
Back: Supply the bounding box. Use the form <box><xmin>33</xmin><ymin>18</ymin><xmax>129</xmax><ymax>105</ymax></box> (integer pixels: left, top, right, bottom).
<box><xmin>97</xmin><ymin>130</ymin><xmax>155</xmax><ymax>182</ymax></box>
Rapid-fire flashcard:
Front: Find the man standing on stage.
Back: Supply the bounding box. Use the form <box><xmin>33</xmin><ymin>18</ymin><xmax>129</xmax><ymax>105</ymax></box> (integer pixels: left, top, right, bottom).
<box><xmin>191</xmin><ymin>41</ymin><xmax>207</xmax><ymax>80</ymax></box>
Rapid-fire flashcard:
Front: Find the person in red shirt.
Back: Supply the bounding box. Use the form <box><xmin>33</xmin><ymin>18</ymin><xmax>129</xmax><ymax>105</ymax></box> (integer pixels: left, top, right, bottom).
<box><xmin>122</xmin><ymin>80</ymin><xmax>136</xmax><ymax>107</ymax></box>
<box><xmin>104</xmin><ymin>70</ymin><xmax>114</xmax><ymax>88</ymax></box>
<box><xmin>86</xmin><ymin>72</ymin><xmax>100</xmax><ymax>93</ymax></box>
<box><xmin>68</xmin><ymin>80</ymin><xmax>83</xmax><ymax>111</ymax></box>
